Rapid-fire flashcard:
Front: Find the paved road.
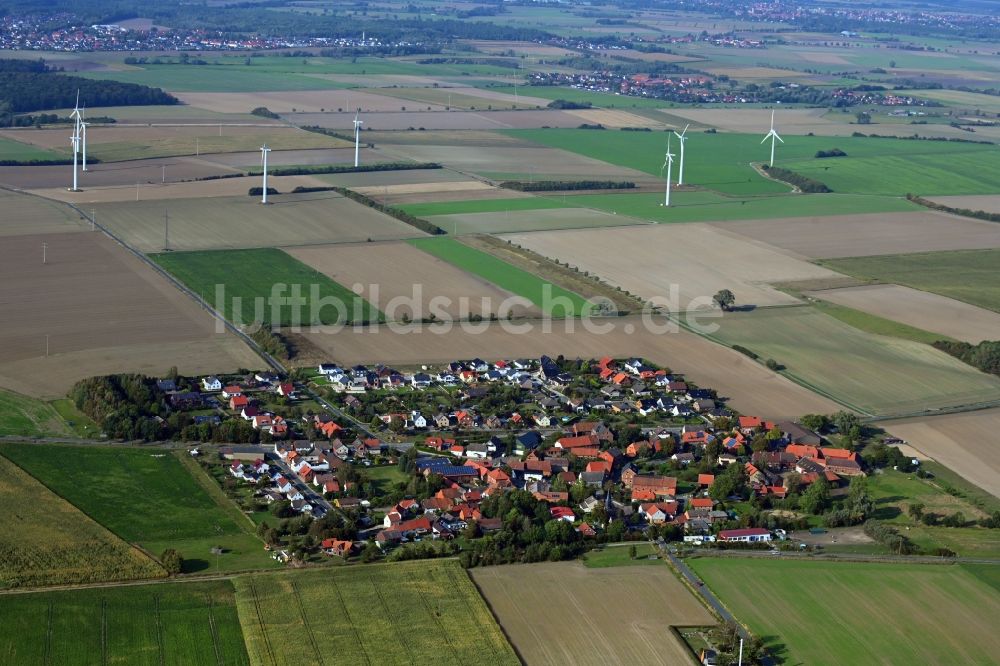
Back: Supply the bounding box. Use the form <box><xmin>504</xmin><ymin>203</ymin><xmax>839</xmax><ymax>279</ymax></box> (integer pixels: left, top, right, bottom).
<box><xmin>665</xmin><ymin>549</ymin><xmax>747</xmax><ymax>638</ymax></box>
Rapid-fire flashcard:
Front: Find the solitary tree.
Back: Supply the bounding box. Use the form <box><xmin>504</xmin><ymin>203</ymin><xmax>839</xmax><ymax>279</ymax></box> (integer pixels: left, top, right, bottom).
<box><xmin>160</xmin><ymin>548</ymin><xmax>184</xmax><ymax>575</ymax></box>
<box><xmin>713</xmin><ymin>289</ymin><xmax>736</xmax><ymax>311</ymax></box>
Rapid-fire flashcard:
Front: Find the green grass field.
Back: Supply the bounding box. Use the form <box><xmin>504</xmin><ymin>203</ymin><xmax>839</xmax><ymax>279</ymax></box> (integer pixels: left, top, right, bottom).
<box><xmin>399</xmin><ymin>196</ymin><xmax>569</xmax><ymax>217</ymax></box>
<box><xmin>711</xmin><ymin>307</ymin><xmax>1000</xmax><ymax>416</ymax></box>
<box><xmin>0</xmin><ymin>135</ymin><xmax>65</xmax><ymax>162</ymax></box>
<box><xmin>152</xmin><ymin>248</ymin><xmax>382</xmax><ymax>326</ymax></box>
<box><xmin>565</xmin><ymin>190</ymin><xmax>919</xmax><ymax>222</ymax></box>
<box><xmin>0</xmin><ymin>579</ymin><xmax>249</xmax><ymax>666</ymax></box>
<box><xmin>688</xmin><ymin>558</ymin><xmax>1000</xmax><ymax>666</ymax></box>
<box><xmin>810</xmin><ymin>300</ymin><xmax>955</xmax><ymax>345</ymax></box>
<box><xmin>0</xmin><ymin>444</ymin><xmax>271</xmax><ymax>573</ymax></box>
<box><xmin>508</xmin><ymin>129</ymin><xmax>1000</xmax><ymax>197</ymax></box>
<box><xmin>0</xmin><ymin>455</ymin><xmax>163</xmax><ymax>588</ymax></box>
<box><xmin>234</xmin><ymin>561</ymin><xmax>518</xmax><ymax>666</ymax></box>
<box><xmin>408</xmin><ymin>237</ymin><xmax>589</xmax><ymax>315</ymax></box>
<box><xmin>582</xmin><ymin>543</ymin><xmax>661</xmax><ymax>567</ymax></box>
<box><xmin>77</xmin><ymin>65</ymin><xmax>348</xmax><ymax>93</ymax></box>
<box><xmin>49</xmin><ymin>398</ymin><xmax>101</xmax><ymax>437</ymax></box>
<box><xmin>0</xmin><ymin>389</ymin><xmax>69</xmax><ymax>438</ymax></box>
<box><xmin>822</xmin><ymin>249</ymin><xmax>1000</xmax><ymax>314</ymax></box>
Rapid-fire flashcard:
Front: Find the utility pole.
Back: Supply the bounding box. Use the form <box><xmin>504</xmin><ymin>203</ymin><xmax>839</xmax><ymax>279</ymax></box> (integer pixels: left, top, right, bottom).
<box><xmin>162</xmin><ymin>165</ymin><xmax>165</xmax><ymax>184</ymax></box>
<box><xmin>91</xmin><ymin>209</ymin><xmax>96</xmax><ymax>231</ymax></box>
<box><xmin>164</xmin><ymin>209</ymin><xmax>169</xmax><ymax>251</ymax></box>
<box><xmin>196</xmin><ymin>137</ymin><xmax>200</xmax><ymax>156</ymax></box>
<box><xmin>136</xmin><ymin>181</ymin><xmax>139</xmax><ymax>201</ymax></box>
<box><xmin>45</xmin><ymin>335</ymin><xmax>49</xmax><ymax>357</ymax></box>
<box><xmin>42</xmin><ymin>242</ymin><xmax>47</xmax><ymax>265</ymax></box>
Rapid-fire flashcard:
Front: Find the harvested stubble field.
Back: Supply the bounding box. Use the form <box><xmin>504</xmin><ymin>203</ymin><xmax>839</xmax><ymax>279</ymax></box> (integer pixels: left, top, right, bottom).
<box><xmin>34</xmin><ymin>174</ymin><xmax>329</xmax><ymax>204</ymax></box>
<box><xmin>288</xmin><ymin>242</ymin><xmax>539</xmax><ymax>320</ymax></box>
<box><xmin>352</xmin><ymin>180</ymin><xmax>495</xmax><ymax>196</ymax></box>
<box><xmin>504</xmin><ymin>224</ymin><xmax>839</xmax><ymax>310</ymax></box>
<box><xmin>5</xmin><ymin>125</ymin><xmax>347</xmax><ymax>162</ymax></box>
<box><xmin>296</xmin><ymin>315</ymin><xmax>841</xmax><ymax>420</ymax></box>
<box><xmin>806</xmin><ymin>284</ymin><xmax>1000</xmax><ymax>344</ymax></box>
<box><xmin>471</xmin><ymin>561</ymin><xmax>713</xmax><ymax>666</ymax></box>
<box><xmin>361</xmin><ymin>86</ymin><xmax>545</xmax><ymax>110</ymax></box>
<box><xmin>927</xmin><ymin>194</ymin><xmax>1000</xmax><ymax>214</ymax></box>
<box><xmin>688</xmin><ymin>559</ymin><xmax>1000</xmax><ymax>666</ymax></box>
<box><xmin>408</xmin><ymin>237</ymin><xmax>588</xmax><ymax>316</ymax></box>
<box><xmin>0</xmin><ymin>231</ymin><xmax>257</xmax><ymax>398</ymax></box>
<box><xmin>0</xmin><ymin>445</ymin><xmax>271</xmax><ymax>573</ymax></box>
<box><xmin>0</xmin><ymin>188</ymin><xmax>89</xmax><ymax>237</ymax></box>
<box><xmin>668</xmin><ymin>107</ymin><xmax>846</xmax><ymax>135</ymax></box>
<box><xmin>287</xmin><ymin>109</ymin><xmax>606</xmax><ymax>131</ymax></box>
<box><xmin>711</xmin><ymin>307</ymin><xmax>1000</xmax><ymax>416</ymax></box>
<box><xmin>0</xmin><ymin>579</ymin><xmax>249</xmax><ymax>666</ymax></box>
<box><xmin>712</xmin><ymin>211</ymin><xmax>1000</xmax><ymax>259</ymax></box>
<box><xmin>313</xmin><ymin>168</ymin><xmax>471</xmax><ymax>189</ymax></box>
<box><xmin>235</xmin><ymin>561</ymin><xmax>518</xmax><ymax>666</ymax></box>
<box><xmin>887</xmin><ymin>409</ymin><xmax>1000</xmax><ymax>500</ymax></box>
<box><xmin>91</xmin><ymin>191</ymin><xmax>426</xmax><ymax>253</ymax></box>
<box><xmin>0</xmin><ymin>455</ymin><xmax>163</xmax><ymax>588</ymax></box>
<box><xmin>400</xmin><ymin>196</ymin><xmax>569</xmax><ymax>217</ymax></box>
<box><xmin>0</xmin><ymin>155</ymin><xmax>240</xmax><ymax>190</ymax></box>
<box><xmin>153</xmin><ymin>248</ymin><xmax>382</xmax><ymax>326</ymax></box>
<box><xmin>428</xmin><ymin>207</ymin><xmax>646</xmax><ymax>235</ymax></box>
<box><xmin>823</xmin><ymin>249</ymin><xmax>1000</xmax><ymax>313</ymax></box>
<box><xmin>177</xmin><ymin>89</ymin><xmax>429</xmax><ymax>114</ymax></box>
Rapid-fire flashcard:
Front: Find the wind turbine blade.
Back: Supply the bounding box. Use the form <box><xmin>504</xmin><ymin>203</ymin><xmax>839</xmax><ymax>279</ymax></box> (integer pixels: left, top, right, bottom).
<box><xmin>761</xmin><ymin>135</ymin><xmax>769</xmax><ymax>144</ymax></box>
<box><xmin>770</xmin><ymin>109</ymin><xmax>775</xmax><ymax>130</ymax></box>
<box><xmin>775</xmin><ymin>133</ymin><xmax>784</xmax><ymax>144</ymax></box>
<box><xmin>681</xmin><ymin>124</ymin><xmax>689</xmax><ymax>137</ymax></box>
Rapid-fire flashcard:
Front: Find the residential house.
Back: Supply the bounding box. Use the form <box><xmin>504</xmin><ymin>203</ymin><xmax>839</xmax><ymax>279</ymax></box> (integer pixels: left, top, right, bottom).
<box><xmin>201</xmin><ymin>376</ymin><xmax>222</xmax><ymax>392</ymax></box>
<box><xmin>321</xmin><ymin>539</ymin><xmax>354</xmax><ymax>557</ymax></box>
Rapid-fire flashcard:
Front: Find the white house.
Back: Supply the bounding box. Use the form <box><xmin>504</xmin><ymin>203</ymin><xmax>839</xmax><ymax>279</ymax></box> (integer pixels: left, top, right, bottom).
<box><xmin>718</xmin><ymin>528</ymin><xmax>772</xmax><ymax>543</ymax></box>
<box><xmin>202</xmin><ymin>376</ymin><xmax>222</xmax><ymax>392</ymax></box>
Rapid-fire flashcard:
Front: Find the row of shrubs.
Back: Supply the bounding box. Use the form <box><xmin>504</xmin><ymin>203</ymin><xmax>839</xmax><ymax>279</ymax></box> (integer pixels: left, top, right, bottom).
<box><xmin>761</xmin><ymin>165</ymin><xmax>832</xmax><ymax>193</ymax></box>
<box><xmin>332</xmin><ymin>187</ymin><xmax>446</xmax><ymax>236</ymax></box>
<box><xmin>907</xmin><ymin>193</ymin><xmax>1000</xmax><ymax>224</ymax></box>
<box><xmin>249</xmin><ymin>162</ymin><xmax>441</xmax><ymax>177</ymax></box>
<box><xmin>499</xmin><ymin>180</ymin><xmax>635</xmax><ymax>192</ymax></box>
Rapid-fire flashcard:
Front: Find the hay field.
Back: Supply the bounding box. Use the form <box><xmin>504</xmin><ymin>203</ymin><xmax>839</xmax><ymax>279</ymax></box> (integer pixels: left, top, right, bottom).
<box><xmin>0</xmin><ymin>455</ymin><xmax>164</xmax><ymax>588</ymax></box>
<box><xmin>0</xmin><ymin>231</ymin><xmax>257</xmax><ymax>397</ymax></box>
<box><xmin>0</xmin><ymin>389</ymin><xmax>68</xmax><ymax>437</ymax></box>
<box><xmin>428</xmin><ymin>207</ymin><xmax>645</xmax><ymax>235</ymax></box>
<box><xmin>34</xmin><ymin>174</ymin><xmax>328</xmax><ymax>204</ymax></box>
<box><xmin>689</xmin><ymin>559</ymin><xmax>1000</xmax><ymax>666</ymax></box>
<box><xmin>471</xmin><ymin>561</ymin><xmax>713</xmax><ymax>666</ymax></box>
<box><xmin>928</xmin><ymin>194</ymin><xmax>1000</xmax><ymax>214</ymax></box>
<box><xmin>505</xmin><ymin>224</ymin><xmax>839</xmax><ymax>310</ymax></box>
<box><xmin>564</xmin><ymin>108</ymin><xmax>669</xmax><ymax>128</ymax></box>
<box><xmin>8</xmin><ymin>125</ymin><xmax>348</xmax><ymax>162</ymax></box>
<box><xmin>297</xmin><ymin>315</ymin><xmax>842</xmax><ymax>420</ymax></box>
<box><xmin>235</xmin><ymin>561</ymin><xmax>518</xmax><ymax>666</ymax></box>
<box><xmin>288</xmin><ymin>242</ymin><xmax>539</xmax><ymax>320</ymax></box>
<box><xmin>0</xmin><ymin>188</ymin><xmax>89</xmax><ymax>237</ymax></box>
<box><xmin>286</xmin><ymin>109</ymin><xmax>596</xmax><ymax>131</ymax></box>
<box><xmin>887</xmin><ymin>409</ymin><xmax>1000</xmax><ymax>500</ymax></box>
<box><xmin>91</xmin><ymin>191</ymin><xmax>426</xmax><ymax>252</ymax></box>
<box><xmin>376</xmin><ymin>144</ymin><xmax>647</xmax><ymax>179</ymax></box>
<box><xmin>806</xmin><ymin>284</ymin><xmax>1000</xmax><ymax>344</ymax></box>
<box><xmin>713</xmin><ymin>211</ymin><xmax>1000</xmax><ymax>259</ymax></box>
<box><xmin>823</xmin><ymin>249</ymin><xmax>1000</xmax><ymax>313</ymax></box>
<box><xmin>313</xmin><ymin>168</ymin><xmax>471</xmax><ymax>189</ymax></box>
<box><xmin>711</xmin><ymin>307</ymin><xmax>1000</xmax><ymax>416</ymax></box>
<box><xmin>361</xmin><ymin>86</ymin><xmax>545</xmax><ymax>110</ymax></box>
<box><xmin>177</xmin><ymin>89</ymin><xmax>433</xmax><ymax>114</ymax></box>
<box><xmin>667</xmin><ymin>107</ymin><xmax>844</xmax><ymax>134</ymax></box>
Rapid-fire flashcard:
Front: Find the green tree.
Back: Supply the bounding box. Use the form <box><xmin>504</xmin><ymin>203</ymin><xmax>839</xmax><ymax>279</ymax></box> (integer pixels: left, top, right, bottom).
<box><xmin>361</xmin><ymin>542</ymin><xmax>381</xmax><ymax>563</ymax></box>
<box><xmin>713</xmin><ymin>289</ymin><xmax>736</xmax><ymax>311</ymax></box>
<box><xmin>908</xmin><ymin>501</ymin><xmax>925</xmax><ymax>520</ymax></box>
<box><xmin>800</xmin><ymin>477</ymin><xmax>830</xmax><ymax>515</ymax></box>
<box><xmin>160</xmin><ymin>548</ymin><xmax>183</xmax><ymax>575</ymax></box>
<box><xmin>629</xmin><ymin>544</ymin><xmax>637</xmax><ymax>560</ymax></box>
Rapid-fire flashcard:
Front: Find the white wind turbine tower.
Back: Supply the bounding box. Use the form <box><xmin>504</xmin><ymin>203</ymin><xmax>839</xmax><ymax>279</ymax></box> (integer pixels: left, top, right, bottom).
<box><xmin>673</xmin><ymin>124</ymin><xmax>689</xmax><ymax>185</ymax></box>
<box><xmin>259</xmin><ymin>144</ymin><xmax>271</xmax><ymax>204</ymax></box>
<box><xmin>761</xmin><ymin>109</ymin><xmax>783</xmax><ymax>167</ymax></box>
<box><xmin>353</xmin><ymin>110</ymin><xmax>363</xmax><ymax>167</ymax></box>
<box><xmin>660</xmin><ymin>134</ymin><xmax>676</xmax><ymax>207</ymax></box>
<box><xmin>80</xmin><ymin>105</ymin><xmax>88</xmax><ymax>171</ymax></box>
<box><xmin>68</xmin><ymin>91</ymin><xmax>81</xmax><ymax>191</ymax></box>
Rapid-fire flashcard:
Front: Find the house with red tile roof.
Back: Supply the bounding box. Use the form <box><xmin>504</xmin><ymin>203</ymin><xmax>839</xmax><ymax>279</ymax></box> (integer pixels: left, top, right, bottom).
<box><xmin>550</xmin><ymin>506</ymin><xmax>576</xmax><ymax>522</ymax></box>
<box><xmin>321</xmin><ymin>539</ymin><xmax>354</xmax><ymax>557</ymax></box>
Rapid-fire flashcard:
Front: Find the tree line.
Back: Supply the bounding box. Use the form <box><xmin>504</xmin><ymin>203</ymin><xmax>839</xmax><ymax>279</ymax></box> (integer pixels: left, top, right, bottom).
<box><xmin>500</xmin><ymin>180</ymin><xmax>635</xmax><ymax>192</ymax></box>
<box><xmin>761</xmin><ymin>165</ymin><xmax>832</xmax><ymax>193</ymax></box>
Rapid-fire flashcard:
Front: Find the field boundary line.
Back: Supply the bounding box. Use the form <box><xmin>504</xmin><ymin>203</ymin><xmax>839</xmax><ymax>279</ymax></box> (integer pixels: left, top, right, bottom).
<box><xmin>175</xmin><ymin>451</ymin><xmax>260</xmax><ymax>533</ymax></box>
<box><xmin>289</xmin><ymin>580</ymin><xmax>325</xmax><ymax>666</ymax></box>
<box><xmin>100</xmin><ymin>597</ymin><xmax>108</xmax><ymax>666</ymax></box>
<box><xmin>419</xmin><ymin>569</ymin><xmax>464</xmax><ymax>665</ymax></box>
<box><xmin>43</xmin><ymin>600</ymin><xmax>53</xmax><ymax>666</ymax></box>
<box><xmin>205</xmin><ymin>595</ymin><xmax>225</xmax><ymax>666</ymax></box>
<box><xmin>153</xmin><ymin>595</ymin><xmax>166</xmax><ymax>666</ymax></box>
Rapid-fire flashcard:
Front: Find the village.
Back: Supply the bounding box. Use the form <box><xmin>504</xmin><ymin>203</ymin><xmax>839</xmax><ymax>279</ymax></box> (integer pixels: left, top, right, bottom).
<box><xmin>194</xmin><ymin>354</ymin><xmax>874</xmax><ymax>565</ymax></box>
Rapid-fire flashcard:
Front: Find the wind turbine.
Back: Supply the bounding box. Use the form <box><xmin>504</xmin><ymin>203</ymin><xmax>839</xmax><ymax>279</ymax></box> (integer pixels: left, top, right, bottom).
<box><xmin>353</xmin><ymin>110</ymin><xmax>363</xmax><ymax>167</ymax></box>
<box><xmin>660</xmin><ymin>134</ymin><xmax>675</xmax><ymax>207</ymax></box>
<box><xmin>761</xmin><ymin>110</ymin><xmax>783</xmax><ymax>167</ymax></box>
<box><xmin>80</xmin><ymin>105</ymin><xmax>88</xmax><ymax>172</ymax></box>
<box><xmin>673</xmin><ymin>124</ymin><xmax>689</xmax><ymax>185</ymax></box>
<box><xmin>259</xmin><ymin>144</ymin><xmax>271</xmax><ymax>204</ymax></box>
<box><xmin>69</xmin><ymin>131</ymin><xmax>80</xmax><ymax>192</ymax></box>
